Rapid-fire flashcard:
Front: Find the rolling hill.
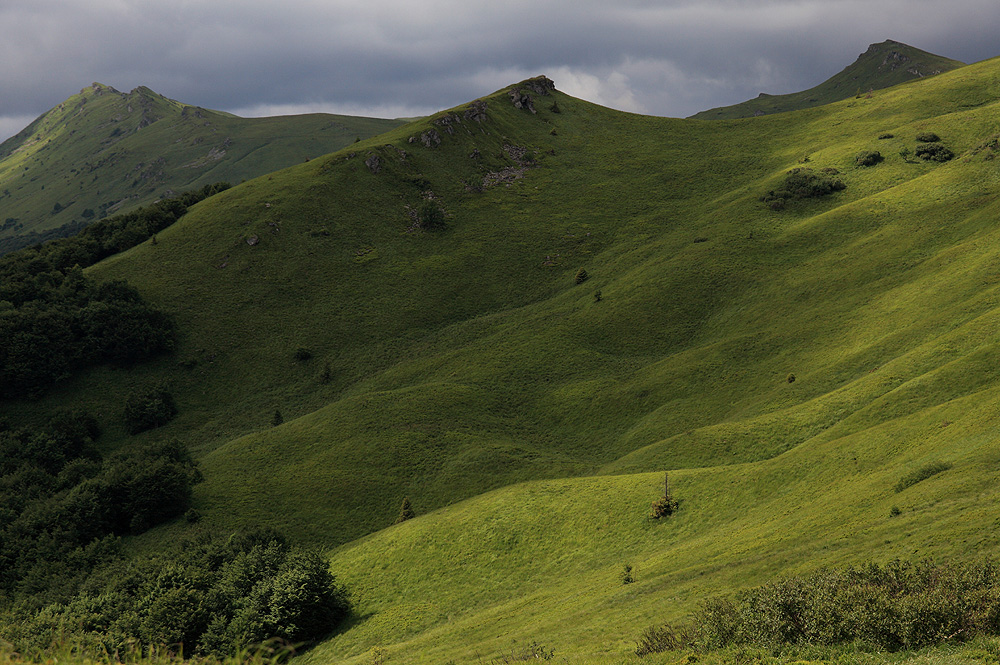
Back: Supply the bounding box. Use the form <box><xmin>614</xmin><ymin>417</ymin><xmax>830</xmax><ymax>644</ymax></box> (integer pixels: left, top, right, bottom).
<box><xmin>8</xmin><ymin>47</ymin><xmax>1000</xmax><ymax>664</ymax></box>
<box><xmin>0</xmin><ymin>83</ymin><xmax>406</xmax><ymax>253</ymax></box>
<box><xmin>691</xmin><ymin>39</ymin><xmax>964</xmax><ymax>119</ymax></box>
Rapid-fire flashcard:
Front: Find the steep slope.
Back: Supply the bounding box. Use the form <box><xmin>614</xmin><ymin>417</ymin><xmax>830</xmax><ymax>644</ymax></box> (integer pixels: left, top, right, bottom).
<box><xmin>692</xmin><ymin>39</ymin><xmax>964</xmax><ymax>119</ymax></box>
<box><xmin>11</xmin><ymin>54</ymin><xmax>1000</xmax><ymax>661</ymax></box>
<box><xmin>0</xmin><ymin>83</ymin><xmax>405</xmax><ymax>252</ymax></box>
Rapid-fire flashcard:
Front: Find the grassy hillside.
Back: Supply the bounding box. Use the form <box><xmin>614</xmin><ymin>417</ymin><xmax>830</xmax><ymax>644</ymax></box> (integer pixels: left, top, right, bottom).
<box><xmin>0</xmin><ymin>83</ymin><xmax>405</xmax><ymax>250</ymax></box>
<box><xmin>692</xmin><ymin>40</ymin><xmax>964</xmax><ymax>119</ymax></box>
<box><xmin>9</xmin><ymin>52</ymin><xmax>1000</xmax><ymax>662</ymax></box>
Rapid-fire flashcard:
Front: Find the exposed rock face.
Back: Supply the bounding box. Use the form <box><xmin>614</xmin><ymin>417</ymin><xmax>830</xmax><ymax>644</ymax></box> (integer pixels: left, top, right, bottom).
<box><xmin>420</xmin><ymin>128</ymin><xmax>441</xmax><ymax>148</ymax></box>
<box><xmin>365</xmin><ymin>153</ymin><xmax>381</xmax><ymax>173</ymax></box>
<box><xmin>508</xmin><ymin>88</ymin><xmax>536</xmax><ymax>113</ymax></box>
<box><xmin>523</xmin><ymin>76</ymin><xmax>555</xmax><ymax>95</ymax></box>
<box><xmin>433</xmin><ymin>114</ymin><xmax>461</xmax><ymax>135</ymax></box>
<box><xmin>464</xmin><ymin>100</ymin><xmax>488</xmax><ymax>123</ymax></box>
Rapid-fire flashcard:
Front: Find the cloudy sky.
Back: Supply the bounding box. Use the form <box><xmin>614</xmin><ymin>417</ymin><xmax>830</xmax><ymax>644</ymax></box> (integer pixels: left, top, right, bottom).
<box><xmin>1</xmin><ymin>0</ymin><xmax>998</xmax><ymax>140</ymax></box>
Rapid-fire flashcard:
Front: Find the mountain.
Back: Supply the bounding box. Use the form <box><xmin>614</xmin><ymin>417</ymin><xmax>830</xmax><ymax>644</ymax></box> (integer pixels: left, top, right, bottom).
<box><xmin>8</xmin><ymin>51</ymin><xmax>1000</xmax><ymax>663</ymax></box>
<box><xmin>691</xmin><ymin>39</ymin><xmax>964</xmax><ymax>119</ymax></box>
<box><xmin>0</xmin><ymin>83</ymin><xmax>406</xmax><ymax>252</ymax></box>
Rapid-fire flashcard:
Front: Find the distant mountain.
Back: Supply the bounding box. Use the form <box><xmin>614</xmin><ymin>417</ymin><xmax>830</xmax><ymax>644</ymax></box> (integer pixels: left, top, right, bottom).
<box><xmin>691</xmin><ymin>39</ymin><xmax>964</xmax><ymax>119</ymax></box>
<box><xmin>0</xmin><ymin>83</ymin><xmax>406</xmax><ymax>252</ymax></box>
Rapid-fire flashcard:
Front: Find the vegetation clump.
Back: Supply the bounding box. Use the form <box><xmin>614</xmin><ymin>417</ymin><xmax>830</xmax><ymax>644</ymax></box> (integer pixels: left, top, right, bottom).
<box><xmin>635</xmin><ymin>559</ymin><xmax>1000</xmax><ymax>656</ymax></box>
<box><xmin>916</xmin><ymin>132</ymin><xmax>941</xmax><ymax>142</ymax></box>
<box><xmin>895</xmin><ymin>460</ymin><xmax>952</xmax><ymax>492</ymax></box>
<box><xmin>574</xmin><ymin>268</ymin><xmax>589</xmax><ymax>284</ymax></box>
<box><xmin>6</xmin><ymin>529</ymin><xmax>349</xmax><ymax>657</ymax></box>
<box><xmin>122</xmin><ymin>387</ymin><xmax>177</xmax><ymax>434</ymax></box>
<box><xmin>760</xmin><ymin>168</ymin><xmax>845</xmax><ymax>210</ymax></box>
<box><xmin>395</xmin><ymin>496</ymin><xmax>416</xmax><ymax>524</ymax></box>
<box><xmin>855</xmin><ymin>150</ymin><xmax>884</xmax><ymax>166</ymax></box>
<box><xmin>418</xmin><ymin>201</ymin><xmax>446</xmax><ymax>230</ymax></box>
<box><xmin>915</xmin><ymin>142</ymin><xmax>955</xmax><ymax>162</ymax></box>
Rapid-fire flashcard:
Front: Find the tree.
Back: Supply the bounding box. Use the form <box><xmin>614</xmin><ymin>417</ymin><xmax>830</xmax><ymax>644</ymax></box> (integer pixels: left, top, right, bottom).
<box><xmin>395</xmin><ymin>497</ymin><xmax>415</xmax><ymax>524</ymax></box>
<box><xmin>271</xmin><ymin>410</ymin><xmax>284</xmax><ymax>427</ymax></box>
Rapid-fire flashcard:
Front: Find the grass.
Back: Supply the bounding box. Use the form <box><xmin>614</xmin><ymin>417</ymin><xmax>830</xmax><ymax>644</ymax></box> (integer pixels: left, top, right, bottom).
<box><xmin>0</xmin><ymin>84</ymin><xmax>405</xmax><ymax>248</ymax></box>
<box><xmin>693</xmin><ymin>39</ymin><xmax>964</xmax><ymax>119</ymax></box>
<box><xmin>7</xmin><ymin>54</ymin><xmax>1000</xmax><ymax>663</ymax></box>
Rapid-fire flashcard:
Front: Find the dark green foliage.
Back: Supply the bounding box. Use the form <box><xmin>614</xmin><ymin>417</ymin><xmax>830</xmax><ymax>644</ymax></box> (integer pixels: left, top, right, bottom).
<box><xmin>878</xmin><ymin>133</ymin><xmax>895</xmax><ymax>139</ymax></box>
<box><xmin>917</xmin><ymin>132</ymin><xmax>941</xmax><ymax>142</ymax></box>
<box><xmin>395</xmin><ymin>497</ymin><xmax>415</xmax><ymax>524</ymax></box>
<box><xmin>294</xmin><ymin>347</ymin><xmax>313</xmax><ymax>361</ymax></box>
<box><xmin>635</xmin><ymin>624</ymin><xmax>696</xmax><ymax>656</ymax></box>
<box><xmin>7</xmin><ymin>530</ymin><xmax>349</xmax><ymax>657</ymax></box>
<box><xmin>272</xmin><ymin>409</ymin><xmax>284</xmax><ymax>427</ymax></box>
<box><xmin>621</xmin><ymin>563</ymin><xmax>635</xmax><ymax>585</ymax></box>
<box><xmin>760</xmin><ymin>168</ymin><xmax>846</xmax><ymax>209</ymax></box>
<box><xmin>122</xmin><ymin>387</ymin><xmax>177</xmax><ymax>434</ymax></box>
<box><xmin>895</xmin><ymin>461</ymin><xmax>952</xmax><ymax>492</ymax></box>
<box><xmin>915</xmin><ymin>142</ymin><xmax>955</xmax><ymax>162</ymax></box>
<box><xmin>319</xmin><ymin>362</ymin><xmax>332</xmax><ymax>384</ymax></box>
<box><xmin>639</xmin><ymin>559</ymin><xmax>1000</xmax><ymax>655</ymax></box>
<box><xmin>855</xmin><ymin>151</ymin><xmax>884</xmax><ymax>166</ymax></box>
<box><xmin>0</xmin><ymin>415</ymin><xmax>200</xmax><ymax>603</ymax></box>
<box><xmin>574</xmin><ymin>268</ymin><xmax>589</xmax><ymax>284</ymax></box>
<box><xmin>593</xmin><ymin>290</ymin><xmax>602</xmax><ymax>303</ymax></box>
<box><xmin>0</xmin><ymin>184</ymin><xmax>230</xmax><ymax>398</ymax></box>
<box><xmin>890</xmin><ymin>505</ymin><xmax>902</xmax><ymax>517</ymax></box>
<box><xmin>650</xmin><ymin>495</ymin><xmax>678</xmax><ymax>518</ymax></box>
<box><xmin>418</xmin><ymin>201</ymin><xmax>446</xmax><ymax>230</ymax></box>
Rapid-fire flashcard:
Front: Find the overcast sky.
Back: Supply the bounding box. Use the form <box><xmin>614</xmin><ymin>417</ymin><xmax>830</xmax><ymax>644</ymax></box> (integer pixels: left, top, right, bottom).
<box><xmin>1</xmin><ymin>0</ymin><xmax>998</xmax><ymax>141</ymax></box>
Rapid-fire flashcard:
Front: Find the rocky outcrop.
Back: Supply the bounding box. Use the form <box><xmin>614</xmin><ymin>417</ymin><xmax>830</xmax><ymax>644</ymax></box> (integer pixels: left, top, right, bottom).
<box><xmin>365</xmin><ymin>153</ymin><xmax>381</xmax><ymax>173</ymax></box>
<box><xmin>464</xmin><ymin>100</ymin><xmax>488</xmax><ymax>123</ymax></box>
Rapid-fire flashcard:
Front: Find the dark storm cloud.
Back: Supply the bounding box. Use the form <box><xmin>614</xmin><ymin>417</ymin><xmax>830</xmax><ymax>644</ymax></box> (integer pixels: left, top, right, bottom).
<box><xmin>1</xmin><ymin>1</ymin><xmax>998</xmax><ymax>139</ymax></box>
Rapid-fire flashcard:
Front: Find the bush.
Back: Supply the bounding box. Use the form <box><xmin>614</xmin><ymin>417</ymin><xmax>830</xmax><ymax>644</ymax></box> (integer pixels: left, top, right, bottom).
<box><xmin>395</xmin><ymin>497</ymin><xmax>415</xmax><ymax>524</ymax></box>
<box><xmin>855</xmin><ymin>151</ymin><xmax>884</xmax><ymax>167</ymax></box>
<box><xmin>122</xmin><ymin>387</ymin><xmax>177</xmax><ymax>434</ymax></box>
<box><xmin>915</xmin><ymin>143</ymin><xmax>955</xmax><ymax>162</ymax></box>
<box><xmin>639</xmin><ymin>559</ymin><xmax>1000</xmax><ymax>655</ymax></box>
<box><xmin>878</xmin><ymin>133</ymin><xmax>895</xmax><ymax>139</ymax></box>
<box><xmin>418</xmin><ymin>202</ymin><xmax>446</xmax><ymax>230</ymax></box>
<box><xmin>293</xmin><ymin>347</ymin><xmax>312</xmax><ymax>361</ymax></box>
<box><xmin>895</xmin><ymin>461</ymin><xmax>952</xmax><ymax>493</ymax></box>
<box><xmin>650</xmin><ymin>495</ymin><xmax>678</xmax><ymax>518</ymax></box>
<box><xmin>916</xmin><ymin>132</ymin><xmax>941</xmax><ymax>142</ymax></box>
<box><xmin>760</xmin><ymin>168</ymin><xmax>845</xmax><ymax>209</ymax></box>
<box><xmin>574</xmin><ymin>268</ymin><xmax>589</xmax><ymax>284</ymax></box>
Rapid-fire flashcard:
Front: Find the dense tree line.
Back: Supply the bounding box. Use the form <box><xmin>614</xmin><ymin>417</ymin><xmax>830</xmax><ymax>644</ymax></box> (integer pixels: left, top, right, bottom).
<box><xmin>7</xmin><ymin>530</ymin><xmax>348</xmax><ymax>657</ymax></box>
<box><xmin>0</xmin><ymin>183</ymin><xmax>229</xmax><ymax>399</ymax></box>
<box><xmin>0</xmin><ymin>412</ymin><xmax>201</xmax><ymax>602</ymax></box>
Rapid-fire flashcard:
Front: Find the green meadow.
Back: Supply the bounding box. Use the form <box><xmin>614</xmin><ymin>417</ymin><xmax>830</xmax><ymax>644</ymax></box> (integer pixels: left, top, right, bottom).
<box><xmin>0</xmin><ymin>83</ymin><xmax>405</xmax><ymax>250</ymax></box>
<box><xmin>7</xmin><ymin>48</ymin><xmax>1000</xmax><ymax>664</ymax></box>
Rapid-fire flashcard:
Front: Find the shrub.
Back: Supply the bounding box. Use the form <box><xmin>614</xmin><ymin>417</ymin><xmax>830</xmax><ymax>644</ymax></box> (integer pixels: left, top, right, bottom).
<box><xmin>878</xmin><ymin>133</ymin><xmax>895</xmax><ymax>139</ymax></box>
<box><xmin>574</xmin><ymin>268</ymin><xmax>589</xmax><ymax>284</ymax></box>
<box><xmin>418</xmin><ymin>201</ymin><xmax>446</xmax><ymax>230</ymax></box>
<box><xmin>916</xmin><ymin>132</ymin><xmax>941</xmax><ymax>142</ymax></box>
<box><xmin>294</xmin><ymin>347</ymin><xmax>312</xmax><ymax>361</ymax></box>
<box><xmin>122</xmin><ymin>387</ymin><xmax>177</xmax><ymax>434</ymax></box>
<box><xmin>635</xmin><ymin>624</ymin><xmax>697</xmax><ymax>656</ymax></box>
<box><xmin>650</xmin><ymin>495</ymin><xmax>678</xmax><ymax>518</ymax></box>
<box><xmin>895</xmin><ymin>461</ymin><xmax>952</xmax><ymax>493</ymax></box>
<box><xmin>621</xmin><ymin>563</ymin><xmax>635</xmax><ymax>585</ymax></box>
<box><xmin>855</xmin><ymin>151</ymin><xmax>884</xmax><ymax>167</ymax></box>
<box><xmin>760</xmin><ymin>168</ymin><xmax>845</xmax><ymax>209</ymax></box>
<box><xmin>650</xmin><ymin>559</ymin><xmax>1000</xmax><ymax>654</ymax></box>
<box><xmin>271</xmin><ymin>410</ymin><xmax>284</xmax><ymax>427</ymax></box>
<box><xmin>915</xmin><ymin>143</ymin><xmax>955</xmax><ymax>162</ymax></box>
<box><xmin>395</xmin><ymin>497</ymin><xmax>415</xmax><ymax>524</ymax></box>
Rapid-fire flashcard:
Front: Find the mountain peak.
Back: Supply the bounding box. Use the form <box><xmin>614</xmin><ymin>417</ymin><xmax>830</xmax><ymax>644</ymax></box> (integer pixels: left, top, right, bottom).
<box><xmin>692</xmin><ymin>39</ymin><xmax>964</xmax><ymax>119</ymax></box>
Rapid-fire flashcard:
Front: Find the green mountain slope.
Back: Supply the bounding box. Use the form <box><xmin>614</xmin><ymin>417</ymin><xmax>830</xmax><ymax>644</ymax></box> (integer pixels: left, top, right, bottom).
<box><xmin>692</xmin><ymin>39</ymin><xmax>964</xmax><ymax>119</ymax></box>
<box><xmin>0</xmin><ymin>83</ymin><xmax>405</xmax><ymax>251</ymax></box>
<box><xmin>12</xmin><ymin>53</ymin><xmax>1000</xmax><ymax>662</ymax></box>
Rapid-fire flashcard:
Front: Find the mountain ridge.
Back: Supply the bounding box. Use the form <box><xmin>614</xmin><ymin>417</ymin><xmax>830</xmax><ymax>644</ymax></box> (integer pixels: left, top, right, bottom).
<box><xmin>0</xmin><ymin>83</ymin><xmax>407</xmax><ymax>253</ymax></box>
<box><xmin>691</xmin><ymin>39</ymin><xmax>965</xmax><ymax>119</ymax></box>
